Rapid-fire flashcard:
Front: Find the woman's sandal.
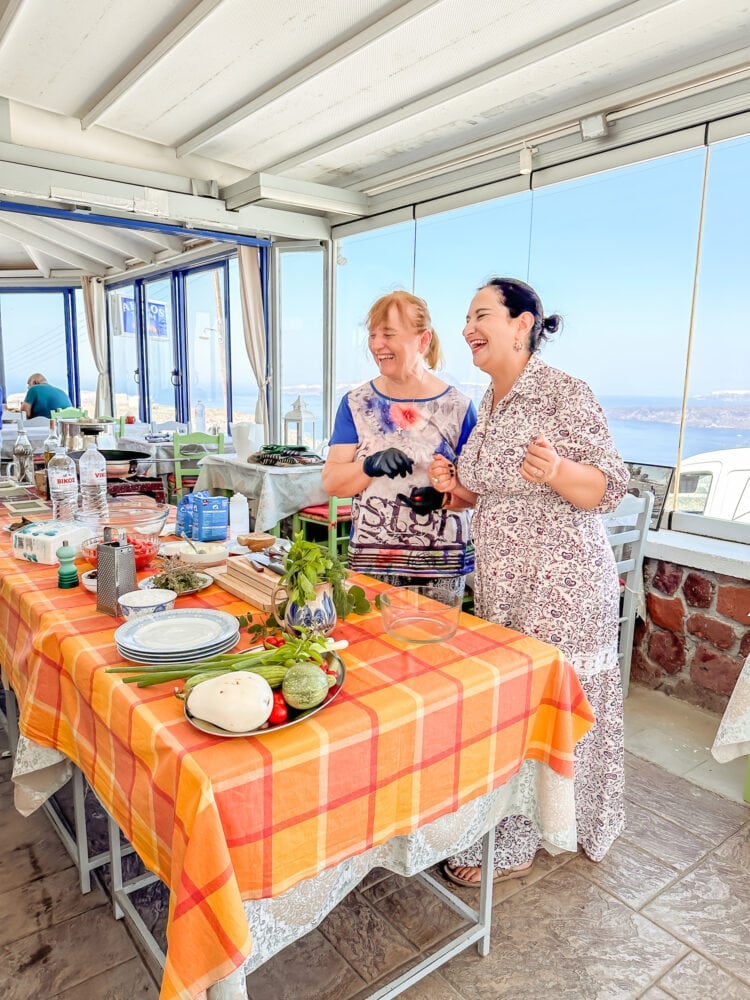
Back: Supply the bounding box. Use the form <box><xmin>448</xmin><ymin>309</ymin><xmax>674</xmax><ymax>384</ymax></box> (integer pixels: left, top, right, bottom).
<box><xmin>441</xmin><ymin>860</ymin><xmax>534</xmax><ymax>888</ymax></box>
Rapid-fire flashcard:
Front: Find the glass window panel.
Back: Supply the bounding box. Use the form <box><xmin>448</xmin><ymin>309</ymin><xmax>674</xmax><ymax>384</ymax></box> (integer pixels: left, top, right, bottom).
<box><xmin>415</xmin><ymin>192</ymin><xmax>532</xmax><ymax>409</ymax></box>
<box><xmin>527</xmin><ymin>149</ymin><xmax>707</xmax><ymax>467</ymax></box>
<box><xmin>185</xmin><ymin>266</ymin><xmax>228</xmax><ymax>433</ymax></box>
<box><xmin>144</xmin><ymin>277</ymin><xmax>176</xmax><ymax>425</ymax></box>
<box><xmin>75</xmin><ymin>288</ymin><xmax>99</xmax><ymax>416</ymax></box>
<box><xmin>228</xmin><ymin>255</ymin><xmax>259</xmax><ymax>425</ymax></box>
<box><xmin>108</xmin><ymin>284</ymin><xmax>140</xmax><ymax>419</ymax></box>
<box><xmin>685</xmin><ymin>134</ymin><xmax>750</xmax><ymax>523</ymax></box>
<box><xmin>279</xmin><ymin>249</ymin><xmax>324</xmax><ymax>449</ymax></box>
<box><xmin>1</xmin><ymin>292</ymin><xmax>68</xmax><ymax>407</ymax></box>
<box><xmin>676</xmin><ymin>471</ymin><xmax>713</xmax><ymax>513</ymax></box>
<box><xmin>334</xmin><ymin>220</ymin><xmax>415</xmax><ymax>414</ymax></box>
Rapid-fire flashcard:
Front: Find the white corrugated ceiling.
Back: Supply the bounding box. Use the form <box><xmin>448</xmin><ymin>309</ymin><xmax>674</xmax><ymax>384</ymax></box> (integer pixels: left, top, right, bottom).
<box><xmin>0</xmin><ymin>0</ymin><xmax>748</xmax><ymax>279</ymax></box>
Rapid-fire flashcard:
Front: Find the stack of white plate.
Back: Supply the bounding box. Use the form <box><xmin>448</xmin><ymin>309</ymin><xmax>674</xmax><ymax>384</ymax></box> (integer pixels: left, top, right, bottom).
<box><xmin>115</xmin><ymin>608</ymin><xmax>240</xmax><ymax>665</ymax></box>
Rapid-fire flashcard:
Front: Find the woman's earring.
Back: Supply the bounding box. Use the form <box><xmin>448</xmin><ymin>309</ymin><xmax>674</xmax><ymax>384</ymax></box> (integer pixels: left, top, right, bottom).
<box><xmin>513</xmin><ymin>339</ymin><xmax>523</xmax><ymax>352</ymax></box>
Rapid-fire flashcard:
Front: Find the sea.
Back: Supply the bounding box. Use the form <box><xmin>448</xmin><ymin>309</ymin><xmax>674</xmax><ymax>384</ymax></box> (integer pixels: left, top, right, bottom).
<box><xmin>174</xmin><ymin>385</ymin><xmax>750</xmax><ymax>465</ymax></box>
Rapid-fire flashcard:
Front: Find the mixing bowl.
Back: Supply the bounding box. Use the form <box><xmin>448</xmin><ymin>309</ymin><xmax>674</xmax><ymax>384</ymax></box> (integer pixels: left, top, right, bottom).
<box><xmin>379</xmin><ymin>586</ymin><xmax>462</xmax><ymax>643</ymax></box>
<box><xmin>80</xmin><ymin>533</ymin><xmax>160</xmax><ymax>571</ymax></box>
<box><xmin>75</xmin><ymin>497</ymin><xmax>169</xmax><ymax>570</ymax></box>
<box><xmin>74</xmin><ymin>496</ymin><xmax>169</xmax><ymax>537</ymax></box>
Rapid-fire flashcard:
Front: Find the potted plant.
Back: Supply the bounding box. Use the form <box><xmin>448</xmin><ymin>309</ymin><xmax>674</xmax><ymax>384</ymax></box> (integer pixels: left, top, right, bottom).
<box><xmin>270</xmin><ymin>532</ymin><xmax>370</xmax><ymax>635</ymax></box>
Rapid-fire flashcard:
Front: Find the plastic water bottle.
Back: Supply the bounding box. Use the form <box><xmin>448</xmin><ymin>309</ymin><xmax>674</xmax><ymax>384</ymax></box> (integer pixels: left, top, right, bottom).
<box><xmin>79</xmin><ymin>440</ymin><xmax>108</xmax><ymax>516</ymax></box>
<box><xmin>194</xmin><ymin>400</ymin><xmax>206</xmax><ymax>433</ymax></box>
<box><xmin>229</xmin><ymin>492</ymin><xmax>249</xmax><ymax>541</ymax></box>
<box><xmin>47</xmin><ymin>448</ymin><xmax>79</xmax><ymax>521</ymax></box>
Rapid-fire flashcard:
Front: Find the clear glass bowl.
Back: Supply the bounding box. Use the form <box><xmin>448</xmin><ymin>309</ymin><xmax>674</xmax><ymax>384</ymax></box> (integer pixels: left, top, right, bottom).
<box><xmin>379</xmin><ymin>585</ymin><xmax>462</xmax><ymax>644</ymax></box>
<box><xmin>74</xmin><ymin>497</ymin><xmax>169</xmax><ymax>539</ymax></box>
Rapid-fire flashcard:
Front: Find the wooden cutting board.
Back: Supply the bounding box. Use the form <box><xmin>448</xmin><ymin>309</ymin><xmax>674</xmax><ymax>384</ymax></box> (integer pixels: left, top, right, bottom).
<box><xmin>205</xmin><ymin>563</ymin><xmax>279</xmax><ymax>612</ymax></box>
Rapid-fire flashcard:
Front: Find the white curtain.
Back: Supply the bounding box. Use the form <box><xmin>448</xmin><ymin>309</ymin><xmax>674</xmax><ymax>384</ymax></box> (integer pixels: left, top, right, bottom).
<box><xmin>237</xmin><ymin>246</ymin><xmax>269</xmax><ymax>443</ymax></box>
<box><xmin>80</xmin><ymin>276</ymin><xmax>113</xmax><ymax>417</ymax></box>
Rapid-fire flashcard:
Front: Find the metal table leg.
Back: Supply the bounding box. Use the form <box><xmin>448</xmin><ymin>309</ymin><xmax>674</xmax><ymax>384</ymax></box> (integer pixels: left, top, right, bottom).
<box><xmin>366</xmin><ymin>824</ymin><xmax>495</xmax><ymax>998</ymax></box>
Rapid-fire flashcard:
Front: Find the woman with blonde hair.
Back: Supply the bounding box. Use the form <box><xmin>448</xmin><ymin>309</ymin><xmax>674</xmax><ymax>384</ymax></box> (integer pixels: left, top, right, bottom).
<box><xmin>322</xmin><ymin>290</ymin><xmax>476</xmax><ymax>600</ymax></box>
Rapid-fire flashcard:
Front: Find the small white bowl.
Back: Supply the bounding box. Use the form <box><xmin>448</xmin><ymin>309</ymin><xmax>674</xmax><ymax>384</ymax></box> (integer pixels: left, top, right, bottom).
<box><xmin>158</xmin><ymin>540</ymin><xmax>228</xmax><ymax>567</ymax></box>
<box><xmin>81</xmin><ymin>569</ymin><xmax>98</xmax><ymax>593</ymax></box>
<box><xmin>118</xmin><ymin>588</ymin><xmax>177</xmax><ymax>620</ymax></box>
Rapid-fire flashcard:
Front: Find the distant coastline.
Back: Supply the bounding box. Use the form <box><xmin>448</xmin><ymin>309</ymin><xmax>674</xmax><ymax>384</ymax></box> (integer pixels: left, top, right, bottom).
<box><xmin>605</xmin><ymin>406</ymin><xmax>750</xmax><ymax>430</ymax></box>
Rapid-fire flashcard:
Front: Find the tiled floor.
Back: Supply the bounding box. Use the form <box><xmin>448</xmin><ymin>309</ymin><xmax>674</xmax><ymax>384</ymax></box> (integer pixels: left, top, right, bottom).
<box><xmin>1</xmin><ymin>686</ymin><xmax>748</xmax><ymax>1000</ymax></box>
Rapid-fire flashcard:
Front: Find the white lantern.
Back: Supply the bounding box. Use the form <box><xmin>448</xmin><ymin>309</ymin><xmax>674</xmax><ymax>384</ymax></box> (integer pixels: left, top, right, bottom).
<box><xmin>283</xmin><ymin>396</ymin><xmax>316</xmax><ymax>447</ymax></box>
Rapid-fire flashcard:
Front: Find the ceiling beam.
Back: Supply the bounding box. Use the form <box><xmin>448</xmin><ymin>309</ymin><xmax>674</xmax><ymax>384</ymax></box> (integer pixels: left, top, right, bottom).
<box><xmin>0</xmin><ymin>0</ymin><xmax>24</xmax><ymax>51</ymax></box>
<box><xmin>53</xmin><ymin>219</ymin><xmax>161</xmax><ymax>263</ymax></box>
<box><xmin>80</xmin><ymin>0</ymin><xmax>226</xmax><ymax>128</ymax></box>
<box><xmin>176</xmin><ymin>0</ymin><xmax>442</xmax><ymax>156</ymax></box>
<box><xmin>0</xmin><ymin>212</ymin><xmax>129</xmax><ymax>268</ymax></box>
<box><xmin>123</xmin><ymin>228</ymin><xmax>188</xmax><ymax>254</ymax></box>
<box><xmin>0</xmin><ymin>218</ymin><xmax>107</xmax><ymax>273</ymax></box>
<box><xmin>221</xmin><ymin>172</ymin><xmax>369</xmax><ymax>215</ymax></box>
<box><xmin>23</xmin><ymin>243</ymin><xmax>52</xmax><ymax>278</ymax></box>
<box><xmin>266</xmin><ymin>0</ymin><xmax>683</xmax><ymax>175</ymax></box>
<box><xmin>356</xmin><ymin>49</ymin><xmax>750</xmax><ymax>196</ymax></box>
<box><xmin>0</xmin><ymin>158</ymin><xmax>330</xmax><ymax>240</ymax></box>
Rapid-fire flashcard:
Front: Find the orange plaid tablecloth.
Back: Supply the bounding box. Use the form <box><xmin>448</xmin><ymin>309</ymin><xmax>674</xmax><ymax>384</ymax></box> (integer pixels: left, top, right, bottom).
<box><xmin>0</xmin><ymin>537</ymin><xmax>594</xmax><ymax>1000</ymax></box>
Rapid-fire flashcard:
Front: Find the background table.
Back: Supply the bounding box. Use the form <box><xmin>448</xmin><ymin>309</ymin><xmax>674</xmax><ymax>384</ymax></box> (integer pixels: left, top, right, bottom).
<box><xmin>118</xmin><ymin>433</ymin><xmax>234</xmax><ymax>479</ymax></box>
<box><xmin>194</xmin><ymin>455</ymin><xmax>327</xmax><ymax>531</ymax></box>
<box><xmin>0</xmin><ymin>531</ymin><xmax>594</xmax><ymax>1000</ymax></box>
<box><xmin>711</xmin><ymin>652</ymin><xmax>750</xmax><ymax>801</ymax></box>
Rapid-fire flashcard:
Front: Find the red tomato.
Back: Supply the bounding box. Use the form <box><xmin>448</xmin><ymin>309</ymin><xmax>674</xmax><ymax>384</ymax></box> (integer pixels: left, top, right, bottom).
<box><xmin>269</xmin><ymin>692</ymin><xmax>288</xmax><ymax>725</ymax></box>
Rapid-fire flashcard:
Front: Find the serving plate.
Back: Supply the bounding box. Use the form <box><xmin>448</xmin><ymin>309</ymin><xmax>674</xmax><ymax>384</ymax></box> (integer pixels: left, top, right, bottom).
<box><xmin>184</xmin><ymin>652</ymin><xmax>346</xmax><ymax>738</ymax></box>
<box><xmin>138</xmin><ymin>571</ymin><xmax>212</xmax><ymax>595</ymax></box>
<box><xmin>117</xmin><ymin>633</ymin><xmax>239</xmax><ymax>665</ymax></box>
<box><xmin>114</xmin><ymin>608</ymin><xmax>239</xmax><ymax>654</ymax></box>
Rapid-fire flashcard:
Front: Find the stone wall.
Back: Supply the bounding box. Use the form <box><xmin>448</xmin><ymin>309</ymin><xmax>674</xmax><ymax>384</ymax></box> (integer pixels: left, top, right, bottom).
<box><xmin>632</xmin><ymin>558</ymin><xmax>750</xmax><ymax>714</ymax></box>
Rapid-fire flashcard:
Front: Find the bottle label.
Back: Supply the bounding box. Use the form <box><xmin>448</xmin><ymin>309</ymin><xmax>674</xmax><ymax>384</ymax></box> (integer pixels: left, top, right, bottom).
<box><xmin>50</xmin><ymin>473</ymin><xmax>76</xmax><ymax>486</ymax></box>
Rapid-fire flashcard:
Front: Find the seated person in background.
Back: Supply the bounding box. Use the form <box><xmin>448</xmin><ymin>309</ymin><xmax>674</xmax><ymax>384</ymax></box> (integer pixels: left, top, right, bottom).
<box><xmin>21</xmin><ymin>373</ymin><xmax>72</xmax><ymax>419</ymax></box>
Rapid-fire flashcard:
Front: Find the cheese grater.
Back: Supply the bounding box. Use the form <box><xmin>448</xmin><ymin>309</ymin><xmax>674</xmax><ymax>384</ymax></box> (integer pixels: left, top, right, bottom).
<box><xmin>96</xmin><ymin>527</ymin><xmax>137</xmax><ymax>616</ymax></box>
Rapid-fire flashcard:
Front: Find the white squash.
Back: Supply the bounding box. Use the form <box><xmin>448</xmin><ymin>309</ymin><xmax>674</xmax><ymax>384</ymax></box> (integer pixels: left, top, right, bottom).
<box><xmin>186</xmin><ymin>671</ymin><xmax>274</xmax><ymax>732</ymax></box>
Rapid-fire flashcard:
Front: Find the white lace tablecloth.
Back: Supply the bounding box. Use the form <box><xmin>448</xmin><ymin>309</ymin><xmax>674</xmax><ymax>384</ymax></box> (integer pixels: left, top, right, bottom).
<box><xmin>711</xmin><ymin>653</ymin><xmax>750</xmax><ymax>763</ymax></box>
<box><xmin>231</xmin><ymin>758</ymin><xmax>572</xmax><ymax>979</ymax></box>
<box><xmin>193</xmin><ymin>456</ymin><xmax>327</xmax><ymax>531</ymax></box>
<box><xmin>11</xmin><ymin>736</ymin><xmax>72</xmax><ymax>816</ymax></box>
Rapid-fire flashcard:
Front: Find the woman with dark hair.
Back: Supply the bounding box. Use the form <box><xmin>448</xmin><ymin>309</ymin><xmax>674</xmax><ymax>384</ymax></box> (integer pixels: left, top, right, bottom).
<box><xmin>322</xmin><ymin>290</ymin><xmax>476</xmax><ymax>601</ymax></box>
<box><xmin>429</xmin><ymin>277</ymin><xmax>629</xmax><ymax>885</ymax></box>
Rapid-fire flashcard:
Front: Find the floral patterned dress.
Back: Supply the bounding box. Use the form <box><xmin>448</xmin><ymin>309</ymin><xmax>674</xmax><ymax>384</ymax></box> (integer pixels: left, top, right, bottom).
<box><xmin>450</xmin><ymin>355</ymin><xmax>629</xmax><ymax>867</ymax></box>
<box><xmin>329</xmin><ymin>382</ymin><xmax>476</xmax><ymax>579</ymax></box>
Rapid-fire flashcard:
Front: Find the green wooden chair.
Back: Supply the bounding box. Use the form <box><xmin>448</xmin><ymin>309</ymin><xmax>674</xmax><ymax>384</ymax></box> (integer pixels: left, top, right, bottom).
<box><xmin>292</xmin><ymin>497</ymin><xmax>352</xmax><ymax>562</ymax></box>
<box><xmin>51</xmin><ymin>406</ymin><xmax>88</xmax><ymax>420</ymax></box>
<box><xmin>169</xmin><ymin>431</ymin><xmax>224</xmax><ymax>502</ymax></box>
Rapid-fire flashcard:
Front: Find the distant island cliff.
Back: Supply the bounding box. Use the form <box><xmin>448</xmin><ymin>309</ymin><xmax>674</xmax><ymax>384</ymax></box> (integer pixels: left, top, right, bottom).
<box><xmin>606</xmin><ymin>405</ymin><xmax>750</xmax><ymax>430</ymax></box>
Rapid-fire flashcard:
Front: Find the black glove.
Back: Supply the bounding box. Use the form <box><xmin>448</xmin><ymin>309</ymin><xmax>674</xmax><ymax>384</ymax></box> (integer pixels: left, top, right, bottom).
<box><xmin>363</xmin><ymin>448</ymin><xmax>414</xmax><ymax>479</ymax></box>
<box><xmin>397</xmin><ymin>485</ymin><xmax>445</xmax><ymax>514</ymax></box>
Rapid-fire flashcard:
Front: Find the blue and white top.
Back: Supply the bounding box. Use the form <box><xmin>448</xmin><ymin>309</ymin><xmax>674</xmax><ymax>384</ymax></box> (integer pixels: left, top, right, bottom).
<box><xmin>330</xmin><ymin>381</ymin><xmax>477</xmax><ymax>578</ymax></box>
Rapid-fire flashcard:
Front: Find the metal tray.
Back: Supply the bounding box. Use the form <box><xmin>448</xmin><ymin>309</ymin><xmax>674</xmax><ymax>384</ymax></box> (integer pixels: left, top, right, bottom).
<box><xmin>183</xmin><ymin>652</ymin><xmax>345</xmax><ymax>738</ymax></box>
